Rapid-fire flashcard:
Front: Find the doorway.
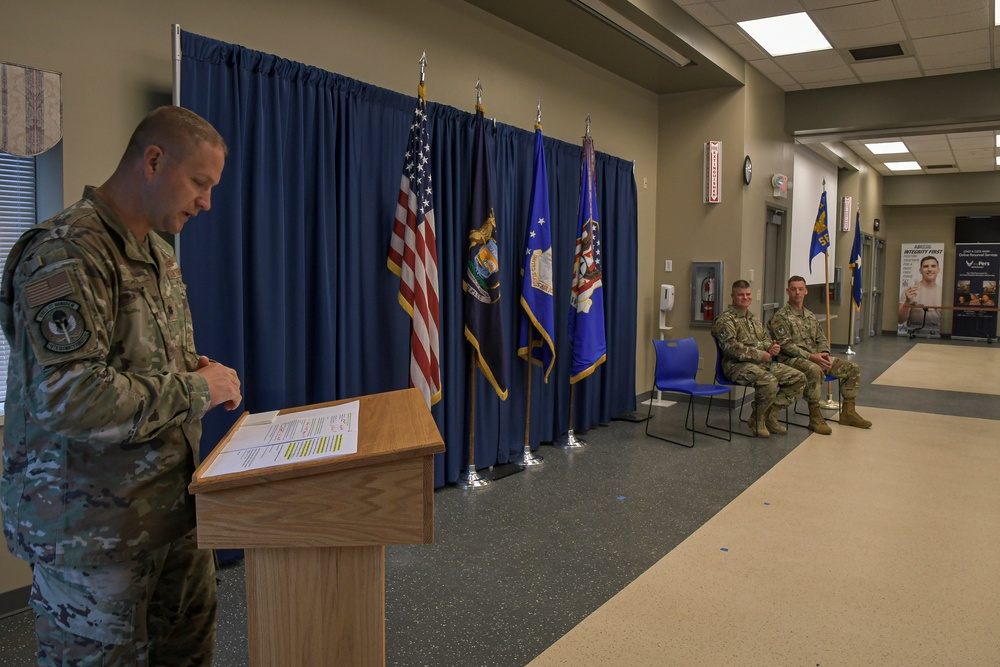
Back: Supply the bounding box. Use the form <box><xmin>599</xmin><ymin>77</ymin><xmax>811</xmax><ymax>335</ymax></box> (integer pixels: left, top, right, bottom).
<box><xmin>762</xmin><ymin>205</ymin><xmax>788</xmax><ymax>323</ymax></box>
<box><xmin>868</xmin><ymin>237</ymin><xmax>887</xmax><ymax>336</ymax></box>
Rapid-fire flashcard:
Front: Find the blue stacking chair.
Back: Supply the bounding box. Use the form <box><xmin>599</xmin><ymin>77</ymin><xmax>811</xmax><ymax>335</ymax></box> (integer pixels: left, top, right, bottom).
<box><xmin>709</xmin><ymin>336</ymin><xmax>750</xmax><ymax>424</ymax></box>
<box><xmin>645</xmin><ymin>338</ymin><xmax>732</xmax><ymax>448</ymax></box>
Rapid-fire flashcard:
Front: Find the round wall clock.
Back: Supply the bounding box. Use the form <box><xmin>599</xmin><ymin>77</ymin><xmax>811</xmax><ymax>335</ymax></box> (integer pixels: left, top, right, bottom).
<box><xmin>743</xmin><ymin>155</ymin><xmax>753</xmax><ymax>185</ymax></box>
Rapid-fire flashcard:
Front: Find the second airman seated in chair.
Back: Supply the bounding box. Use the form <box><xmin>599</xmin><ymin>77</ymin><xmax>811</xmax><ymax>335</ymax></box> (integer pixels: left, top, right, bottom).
<box><xmin>767</xmin><ymin>276</ymin><xmax>872</xmax><ymax>433</ymax></box>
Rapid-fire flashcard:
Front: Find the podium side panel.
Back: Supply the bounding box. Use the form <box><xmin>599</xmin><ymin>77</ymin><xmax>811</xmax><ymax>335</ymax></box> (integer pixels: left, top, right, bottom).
<box><xmin>246</xmin><ymin>546</ymin><xmax>385</xmax><ymax>667</ymax></box>
<box><xmin>196</xmin><ymin>456</ymin><xmax>433</xmax><ymax>548</ymax></box>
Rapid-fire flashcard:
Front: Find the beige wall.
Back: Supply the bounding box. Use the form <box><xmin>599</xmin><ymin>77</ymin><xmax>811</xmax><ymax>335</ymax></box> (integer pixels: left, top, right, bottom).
<box><xmin>656</xmin><ymin>85</ymin><xmax>743</xmax><ymax>379</ymax></box>
<box><xmin>1</xmin><ymin>0</ymin><xmax>660</xmax><ymax>396</ymax></box>
<box><xmin>741</xmin><ymin>66</ymin><xmax>795</xmax><ymax>300</ymax></box>
<box><xmin>656</xmin><ymin>66</ymin><xmax>794</xmax><ymax>382</ymax></box>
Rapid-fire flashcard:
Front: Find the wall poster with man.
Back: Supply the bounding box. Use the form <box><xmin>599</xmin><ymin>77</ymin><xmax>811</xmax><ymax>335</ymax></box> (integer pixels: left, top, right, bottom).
<box><xmin>897</xmin><ymin>243</ymin><xmax>945</xmax><ymax>338</ymax></box>
<box><xmin>952</xmin><ymin>244</ymin><xmax>1000</xmax><ymax>341</ymax></box>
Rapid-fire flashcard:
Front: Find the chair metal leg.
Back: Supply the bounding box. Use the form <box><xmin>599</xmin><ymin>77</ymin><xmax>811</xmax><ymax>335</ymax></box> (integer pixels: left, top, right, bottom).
<box><xmin>705</xmin><ymin>395</ymin><xmax>735</xmax><ymax>442</ymax></box>
<box><xmin>648</xmin><ymin>393</ymin><xmax>732</xmax><ymax>448</ymax></box>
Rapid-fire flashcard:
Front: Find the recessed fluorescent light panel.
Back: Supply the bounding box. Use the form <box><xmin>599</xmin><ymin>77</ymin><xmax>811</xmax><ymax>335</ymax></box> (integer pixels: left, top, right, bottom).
<box><xmin>738</xmin><ymin>12</ymin><xmax>831</xmax><ymax>57</ymax></box>
<box><xmin>995</xmin><ymin>156</ymin><xmax>1000</xmax><ymax>166</ymax></box>
<box><xmin>996</xmin><ymin>0</ymin><xmax>1000</xmax><ymax>26</ymax></box>
<box><xmin>995</xmin><ymin>134</ymin><xmax>1000</xmax><ymax>148</ymax></box>
<box><xmin>865</xmin><ymin>141</ymin><xmax>908</xmax><ymax>155</ymax></box>
<box><xmin>885</xmin><ymin>161</ymin><xmax>921</xmax><ymax>171</ymax></box>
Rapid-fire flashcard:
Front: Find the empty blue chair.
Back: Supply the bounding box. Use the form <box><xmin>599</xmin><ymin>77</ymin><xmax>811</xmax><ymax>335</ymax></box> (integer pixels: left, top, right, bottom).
<box><xmin>645</xmin><ymin>338</ymin><xmax>732</xmax><ymax>448</ymax></box>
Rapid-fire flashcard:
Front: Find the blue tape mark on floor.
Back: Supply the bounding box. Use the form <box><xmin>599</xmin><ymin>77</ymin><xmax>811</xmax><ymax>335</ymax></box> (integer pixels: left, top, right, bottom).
<box><xmin>617</xmin><ymin>495</ymin><xmax>626</xmax><ymax>501</ymax></box>
<box><xmin>720</xmin><ymin>547</ymin><xmax>729</xmax><ymax>552</ymax></box>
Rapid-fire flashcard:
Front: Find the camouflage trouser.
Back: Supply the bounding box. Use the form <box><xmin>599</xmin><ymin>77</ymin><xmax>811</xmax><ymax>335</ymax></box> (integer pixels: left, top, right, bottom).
<box><xmin>783</xmin><ymin>356</ymin><xmax>861</xmax><ymax>403</ymax></box>
<box><xmin>30</xmin><ymin>528</ymin><xmax>216</xmax><ymax>667</ymax></box>
<box><xmin>727</xmin><ymin>362</ymin><xmax>806</xmax><ymax>410</ymax></box>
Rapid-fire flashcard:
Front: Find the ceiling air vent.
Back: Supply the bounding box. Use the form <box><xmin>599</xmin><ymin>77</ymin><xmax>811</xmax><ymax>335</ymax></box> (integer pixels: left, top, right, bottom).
<box><xmin>925</xmin><ymin>164</ymin><xmax>954</xmax><ymax>169</ymax></box>
<box><xmin>849</xmin><ymin>44</ymin><xmax>904</xmax><ymax>61</ymax></box>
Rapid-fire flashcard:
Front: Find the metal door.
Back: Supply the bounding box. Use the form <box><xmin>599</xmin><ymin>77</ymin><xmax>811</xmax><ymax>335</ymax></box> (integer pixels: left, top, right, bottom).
<box><xmin>762</xmin><ymin>206</ymin><xmax>787</xmax><ymax>323</ymax></box>
<box><xmin>869</xmin><ymin>237</ymin><xmax>887</xmax><ymax>336</ymax></box>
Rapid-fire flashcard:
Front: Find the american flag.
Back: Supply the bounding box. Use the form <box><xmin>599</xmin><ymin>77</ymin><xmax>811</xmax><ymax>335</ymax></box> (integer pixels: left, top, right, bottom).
<box><xmin>388</xmin><ymin>82</ymin><xmax>441</xmax><ymax>407</ymax></box>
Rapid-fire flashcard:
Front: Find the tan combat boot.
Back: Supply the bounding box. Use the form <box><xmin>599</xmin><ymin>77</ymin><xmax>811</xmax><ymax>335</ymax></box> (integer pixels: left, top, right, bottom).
<box><xmin>840</xmin><ymin>398</ymin><xmax>872</xmax><ymax>429</ymax></box>
<box><xmin>745</xmin><ymin>404</ymin><xmax>770</xmax><ymax>439</ymax></box>
<box><xmin>765</xmin><ymin>404</ymin><xmax>787</xmax><ymax>434</ymax></box>
<box><xmin>807</xmin><ymin>402</ymin><xmax>833</xmax><ymax>435</ymax></box>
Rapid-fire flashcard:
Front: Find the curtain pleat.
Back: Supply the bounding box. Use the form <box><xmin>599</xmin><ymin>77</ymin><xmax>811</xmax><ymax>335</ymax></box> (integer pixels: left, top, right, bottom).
<box><xmin>179</xmin><ymin>31</ymin><xmax>637</xmax><ymax>490</ymax></box>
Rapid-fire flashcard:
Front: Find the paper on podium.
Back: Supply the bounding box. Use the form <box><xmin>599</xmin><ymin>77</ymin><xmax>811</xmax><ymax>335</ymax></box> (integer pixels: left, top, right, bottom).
<box><xmin>202</xmin><ymin>400</ymin><xmax>360</xmax><ymax>478</ymax></box>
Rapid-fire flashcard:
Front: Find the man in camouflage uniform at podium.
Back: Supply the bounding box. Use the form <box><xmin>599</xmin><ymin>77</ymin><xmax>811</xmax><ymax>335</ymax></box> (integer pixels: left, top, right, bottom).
<box><xmin>767</xmin><ymin>276</ymin><xmax>872</xmax><ymax>434</ymax></box>
<box><xmin>0</xmin><ymin>107</ymin><xmax>242</xmax><ymax>665</ymax></box>
<box><xmin>712</xmin><ymin>280</ymin><xmax>805</xmax><ymax>438</ymax></box>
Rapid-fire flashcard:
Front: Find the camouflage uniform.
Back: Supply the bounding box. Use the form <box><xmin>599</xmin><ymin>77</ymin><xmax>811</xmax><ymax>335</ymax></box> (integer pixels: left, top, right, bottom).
<box><xmin>712</xmin><ymin>305</ymin><xmax>805</xmax><ymax>410</ymax></box>
<box><xmin>1</xmin><ymin>187</ymin><xmax>216</xmax><ymax>665</ymax></box>
<box><xmin>767</xmin><ymin>304</ymin><xmax>861</xmax><ymax>402</ymax></box>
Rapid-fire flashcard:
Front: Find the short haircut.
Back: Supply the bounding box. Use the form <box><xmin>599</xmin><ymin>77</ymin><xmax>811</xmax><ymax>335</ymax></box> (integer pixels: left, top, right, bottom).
<box><xmin>123</xmin><ymin>106</ymin><xmax>227</xmax><ymax>162</ymax></box>
<box><xmin>787</xmin><ymin>275</ymin><xmax>806</xmax><ymax>286</ymax></box>
<box><xmin>919</xmin><ymin>255</ymin><xmax>939</xmax><ymax>267</ymax></box>
<box><xmin>731</xmin><ymin>279</ymin><xmax>750</xmax><ymax>291</ymax></box>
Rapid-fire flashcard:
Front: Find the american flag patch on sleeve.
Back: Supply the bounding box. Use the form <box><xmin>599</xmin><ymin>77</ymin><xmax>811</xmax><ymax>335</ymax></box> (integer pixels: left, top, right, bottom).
<box><xmin>24</xmin><ymin>270</ymin><xmax>73</xmax><ymax>308</ymax></box>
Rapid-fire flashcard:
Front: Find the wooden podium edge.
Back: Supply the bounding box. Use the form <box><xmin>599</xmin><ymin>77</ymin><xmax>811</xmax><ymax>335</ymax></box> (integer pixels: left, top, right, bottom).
<box><xmin>189</xmin><ymin>388</ymin><xmax>444</xmax><ymax>495</ymax></box>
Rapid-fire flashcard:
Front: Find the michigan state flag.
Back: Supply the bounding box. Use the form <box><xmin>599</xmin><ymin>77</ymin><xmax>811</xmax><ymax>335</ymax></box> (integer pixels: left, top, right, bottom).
<box><xmin>809</xmin><ymin>188</ymin><xmax>830</xmax><ymax>274</ymax></box>
<box><xmin>850</xmin><ymin>208</ymin><xmax>863</xmax><ymax>310</ymax></box>
<box><xmin>463</xmin><ymin>104</ymin><xmax>508</xmax><ymax>400</ymax></box>
<box><xmin>518</xmin><ymin>124</ymin><xmax>556</xmax><ymax>382</ymax></box>
<box><xmin>569</xmin><ymin>136</ymin><xmax>606</xmax><ymax>384</ymax></box>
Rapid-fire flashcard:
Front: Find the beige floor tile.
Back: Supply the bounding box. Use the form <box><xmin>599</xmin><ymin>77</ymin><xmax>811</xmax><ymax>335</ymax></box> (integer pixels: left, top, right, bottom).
<box><xmin>872</xmin><ymin>343</ymin><xmax>1000</xmax><ymax>395</ymax></box>
<box><xmin>530</xmin><ymin>407</ymin><xmax>1000</xmax><ymax>667</ymax></box>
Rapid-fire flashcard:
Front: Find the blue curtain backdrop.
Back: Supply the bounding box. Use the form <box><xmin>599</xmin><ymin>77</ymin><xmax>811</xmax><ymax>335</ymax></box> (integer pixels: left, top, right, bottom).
<box><xmin>179</xmin><ymin>31</ymin><xmax>637</xmax><ymax>488</ymax></box>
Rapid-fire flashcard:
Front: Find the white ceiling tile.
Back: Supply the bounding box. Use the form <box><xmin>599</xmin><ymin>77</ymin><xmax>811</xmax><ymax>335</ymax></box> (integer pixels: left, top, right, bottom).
<box><xmin>911</xmin><ymin>30</ymin><xmax>989</xmax><ymax>57</ymax></box>
<box><xmin>813</xmin><ymin>0</ymin><xmax>906</xmax><ymax>49</ymax></box>
<box><xmin>682</xmin><ymin>3</ymin><xmax>731</xmax><ymax>27</ymax></box>
<box><xmin>800</xmin><ymin>76</ymin><xmax>860</xmax><ymax>88</ymax></box>
<box><xmin>896</xmin><ymin>0</ymin><xmax>988</xmax><ymax>38</ymax></box>
<box><xmin>918</xmin><ymin>49</ymin><xmax>990</xmax><ymax>71</ymax></box>
<box><xmin>854</xmin><ymin>68</ymin><xmax>922</xmax><ymax>83</ymax></box>
<box><xmin>799</xmin><ymin>0</ymin><xmax>876</xmax><ymax>9</ymax></box>
<box><xmin>850</xmin><ymin>56</ymin><xmax>920</xmax><ymax>78</ymax></box>
<box><xmin>707</xmin><ymin>0</ymin><xmax>806</xmax><ymax>23</ymax></box>
<box><xmin>907</xmin><ymin>12</ymin><xmax>988</xmax><ymax>39</ymax></box>
<box><xmin>708</xmin><ymin>24</ymin><xmax>750</xmax><ymax>44</ymax></box>
<box><xmin>923</xmin><ymin>63</ymin><xmax>991</xmax><ymax>76</ymax></box>
<box><xmin>947</xmin><ymin>131</ymin><xmax>994</xmax><ymax>145</ymax></box>
<box><xmin>749</xmin><ymin>58</ymin><xmax>786</xmax><ymax>74</ymax></box>
<box><xmin>776</xmin><ymin>49</ymin><xmax>849</xmax><ymax>71</ymax></box>
<box><xmin>909</xmin><ymin>150</ymin><xmax>956</xmax><ymax>164</ymax></box>
<box><xmin>901</xmin><ymin>136</ymin><xmax>952</xmax><ymax>151</ymax></box>
<box><xmin>760</xmin><ymin>70</ymin><xmax>801</xmax><ymax>88</ymax></box>
<box><xmin>730</xmin><ymin>40</ymin><xmax>771</xmax><ymax>60</ymax></box>
<box><xmin>792</xmin><ymin>64</ymin><xmax>856</xmax><ymax>83</ymax></box>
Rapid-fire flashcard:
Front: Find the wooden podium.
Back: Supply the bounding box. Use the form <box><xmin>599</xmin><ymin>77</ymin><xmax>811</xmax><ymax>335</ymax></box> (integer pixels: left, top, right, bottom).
<box><xmin>189</xmin><ymin>388</ymin><xmax>444</xmax><ymax>666</ymax></box>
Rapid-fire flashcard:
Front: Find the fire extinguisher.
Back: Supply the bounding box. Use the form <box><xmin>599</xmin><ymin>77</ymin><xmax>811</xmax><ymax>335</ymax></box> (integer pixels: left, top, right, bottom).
<box><xmin>701</xmin><ymin>272</ymin><xmax>716</xmax><ymax>321</ymax></box>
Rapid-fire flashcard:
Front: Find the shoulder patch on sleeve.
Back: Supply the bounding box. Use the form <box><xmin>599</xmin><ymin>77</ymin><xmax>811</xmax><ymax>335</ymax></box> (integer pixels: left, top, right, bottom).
<box><xmin>774</xmin><ymin>324</ymin><xmax>788</xmax><ymax>338</ymax></box>
<box><xmin>21</xmin><ymin>264</ymin><xmax>100</xmax><ymax>366</ymax></box>
<box><xmin>717</xmin><ymin>328</ymin><xmax>734</xmax><ymax>342</ymax></box>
